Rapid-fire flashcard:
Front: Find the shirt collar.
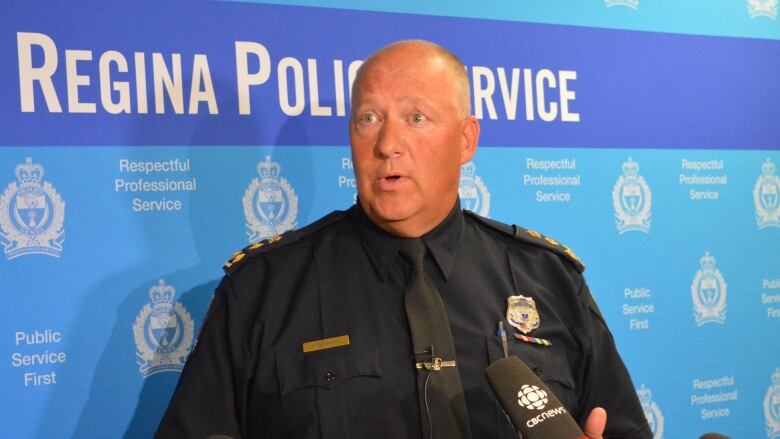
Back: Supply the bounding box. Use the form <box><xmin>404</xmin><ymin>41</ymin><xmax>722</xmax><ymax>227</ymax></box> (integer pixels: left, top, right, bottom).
<box><xmin>348</xmin><ymin>199</ymin><xmax>464</xmax><ymax>282</ymax></box>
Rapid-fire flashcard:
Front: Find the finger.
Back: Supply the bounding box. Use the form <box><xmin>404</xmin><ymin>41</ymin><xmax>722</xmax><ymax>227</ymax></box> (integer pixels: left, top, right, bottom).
<box><xmin>583</xmin><ymin>406</ymin><xmax>607</xmax><ymax>439</ymax></box>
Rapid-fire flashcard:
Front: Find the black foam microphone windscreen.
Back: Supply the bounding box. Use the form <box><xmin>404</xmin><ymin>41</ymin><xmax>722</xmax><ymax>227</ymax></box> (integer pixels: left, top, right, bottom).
<box><xmin>486</xmin><ymin>356</ymin><xmax>586</xmax><ymax>439</ymax></box>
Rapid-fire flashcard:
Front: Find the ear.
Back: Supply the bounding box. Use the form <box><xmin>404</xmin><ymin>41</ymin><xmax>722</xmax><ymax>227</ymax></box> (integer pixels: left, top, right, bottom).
<box><xmin>459</xmin><ymin>116</ymin><xmax>480</xmax><ymax>165</ymax></box>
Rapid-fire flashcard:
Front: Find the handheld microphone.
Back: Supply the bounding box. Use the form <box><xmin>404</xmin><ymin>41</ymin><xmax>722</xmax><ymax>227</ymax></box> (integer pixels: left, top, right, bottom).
<box><xmin>486</xmin><ymin>356</ymin><xmax>586</xmax><ymax>439</ymax></box>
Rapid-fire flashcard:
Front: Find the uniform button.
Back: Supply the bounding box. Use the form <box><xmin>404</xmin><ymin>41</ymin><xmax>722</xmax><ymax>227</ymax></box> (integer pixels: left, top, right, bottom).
<box><xmin>325</xmin><ymin>371</ymin><xmax>337</xmax><ymax>381</ymax></box>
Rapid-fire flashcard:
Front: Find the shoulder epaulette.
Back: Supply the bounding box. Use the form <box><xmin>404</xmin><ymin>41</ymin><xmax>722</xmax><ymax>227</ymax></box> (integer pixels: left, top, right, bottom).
<box><xmin>464</xmin><ymin>210</ymin><xmax>585</xmax><ymax>273</ymax></box>
<box><xmin>222</xmin><ymin>210</ymin><xmax>345</xmax><ymax>275</ymax></box>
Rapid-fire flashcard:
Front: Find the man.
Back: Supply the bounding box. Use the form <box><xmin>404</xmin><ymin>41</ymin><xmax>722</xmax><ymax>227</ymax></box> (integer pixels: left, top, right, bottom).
<box><xmin>157</xmin><ymin>40</ymin><xmax>651</xmax><ymax>438</ymax></box>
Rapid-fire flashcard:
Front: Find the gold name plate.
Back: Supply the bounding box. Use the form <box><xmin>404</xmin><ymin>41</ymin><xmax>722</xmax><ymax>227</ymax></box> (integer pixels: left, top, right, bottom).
<box><xmin>302</xmin><ymin>335</ymin><xmax>350</xmax><ymax>353</ymax></box>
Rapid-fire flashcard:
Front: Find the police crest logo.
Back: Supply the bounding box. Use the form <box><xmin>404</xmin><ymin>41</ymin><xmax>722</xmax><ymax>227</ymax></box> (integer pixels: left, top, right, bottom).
<box><xmin>459</xmin><ymin>161</ymin><xmax>490</xmax><ymax>217</ymax></box>
<box><xmin>133</xmin><ymin>279</ymin><xmax>194</xmax><ymax>378</ymax></box>
<box><xmin>765</xmin><ymin>369</ymin><xmax>780</xmax><ymax>439</ymax></box>
<box><xmin>612</xmin><ymin>157</ymin><xmax>651</xmax><ymax>234</ymax></box>
<box><xmin>754</xmin><ymin>159</ymin><xmax>780</xmax><ymax>229</ymax></box>
<box><xmin>0</xmin><ymin>157</ymin><xmax>65</xmax><ymax>259</ymax></box>
<box><xmin>243</xmin><ymin>156</ymin><xmax>298</xmax><ymax>243</ymax></box>
<box><xmin>748</xmin><ymin>0</ymin><xmax>778</xmax><ymax>19</ymax></box>
<box><xmin>605</xmin><ymin>0</ymin><xmax>639</xmax><ymax>9</ymax></box>
<box><xmin>690</xmin><ymin>252</ymin><xmax>727</xmax><ymax>326</ymax></box>
<box><xmin>506</xmin><ymin>295</ymin><xmax>540</xmax><ymax>334</ymax></box>
<box><xmin>637</xmin><ymin>385</ymin><xmax>664</xmax><ymax>439</ymax></box>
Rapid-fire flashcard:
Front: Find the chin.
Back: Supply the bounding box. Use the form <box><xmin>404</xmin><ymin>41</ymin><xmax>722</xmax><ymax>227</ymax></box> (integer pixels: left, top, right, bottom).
<box><xmin>364</xmin><ymin>198</ymin><xmax>419</xmax><ymax>225</ymax></box>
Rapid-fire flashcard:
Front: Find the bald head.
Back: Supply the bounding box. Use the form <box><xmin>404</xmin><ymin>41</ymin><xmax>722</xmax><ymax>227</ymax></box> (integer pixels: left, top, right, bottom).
<box><xmin>352</xmin><ymin>40</ymin><xmax>472</xmax><ymax>117</ymax></box>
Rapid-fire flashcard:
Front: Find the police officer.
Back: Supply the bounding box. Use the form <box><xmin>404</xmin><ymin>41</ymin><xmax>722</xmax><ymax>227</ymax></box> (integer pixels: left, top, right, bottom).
<box><xmin>157</xmin><ymin>40</ymin><xmax>652</xmax><ymax>439</ymax></box>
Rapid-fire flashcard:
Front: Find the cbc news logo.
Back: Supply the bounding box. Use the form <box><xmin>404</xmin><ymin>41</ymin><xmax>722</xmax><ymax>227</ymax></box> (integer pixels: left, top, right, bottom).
<box><xmin>517</xmin><ymin>384</ymin><xmax>548</xmax><ymax>410</ymax></box>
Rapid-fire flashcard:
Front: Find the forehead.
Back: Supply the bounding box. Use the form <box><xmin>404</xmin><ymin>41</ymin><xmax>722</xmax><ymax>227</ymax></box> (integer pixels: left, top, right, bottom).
<box><xmin>353</xmin><ymin>48</ymin><xmax>458</xmax><ymax>106</ymax></box>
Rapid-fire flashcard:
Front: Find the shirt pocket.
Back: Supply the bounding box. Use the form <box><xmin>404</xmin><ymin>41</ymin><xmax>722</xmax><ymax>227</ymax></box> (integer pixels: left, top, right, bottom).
<box><xmin>485</xmin><ymin>336</ymin><xmax>579</xmax><ymax>437</ymax></box>
<box><xmin>275</xmin><ymin>344</ymin><xmax>385</xmax><ymax>439</ymax></box>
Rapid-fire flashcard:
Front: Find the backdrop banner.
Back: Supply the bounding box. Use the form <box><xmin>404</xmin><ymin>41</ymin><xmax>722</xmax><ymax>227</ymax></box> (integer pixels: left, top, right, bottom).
<box><xmin>1</xmin><ymin>1</ymin><xmax>779</xmax><ymax>438</ymax></box>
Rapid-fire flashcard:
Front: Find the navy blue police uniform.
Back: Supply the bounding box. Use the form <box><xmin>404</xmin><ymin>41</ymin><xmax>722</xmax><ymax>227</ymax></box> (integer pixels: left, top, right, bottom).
<box><xmin>156</xmin><ymin>201</ymin><xmax>652</xmax><ymax>439</ymax></box>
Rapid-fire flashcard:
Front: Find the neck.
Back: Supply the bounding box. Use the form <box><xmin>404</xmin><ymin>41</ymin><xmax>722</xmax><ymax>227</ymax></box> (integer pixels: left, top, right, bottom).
<box><xmin>363</xmin><ymin>199</ymin><xmax>459</xmax><ymax>238</ymax></box>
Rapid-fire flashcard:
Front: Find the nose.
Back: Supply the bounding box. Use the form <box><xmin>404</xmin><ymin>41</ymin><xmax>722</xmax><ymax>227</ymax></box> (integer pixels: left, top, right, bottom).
<box><xmin>374</xmin><ymin>118</ymin><xmax>405</xmax><ymax>159</ymax></box>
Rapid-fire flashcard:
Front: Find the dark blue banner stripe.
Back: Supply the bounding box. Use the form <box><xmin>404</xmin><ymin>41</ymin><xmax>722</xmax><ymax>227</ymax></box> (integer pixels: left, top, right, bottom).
<box><xmin>1</xmin><ymin>0</ymin><xmax>778</xmax><ymax>149</ymax></box>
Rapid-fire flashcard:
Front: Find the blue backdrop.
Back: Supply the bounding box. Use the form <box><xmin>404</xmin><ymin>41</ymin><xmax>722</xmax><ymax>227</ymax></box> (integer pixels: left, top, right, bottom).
<box><xmin>1</xmin><ymin>1</ymin><xmax>779</xmax><ymax>438</ymax></box>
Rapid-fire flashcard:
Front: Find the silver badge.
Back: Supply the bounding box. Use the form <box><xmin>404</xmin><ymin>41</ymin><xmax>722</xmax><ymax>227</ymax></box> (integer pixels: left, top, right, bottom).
<box><xmin>506</xmin><ymin>295</ymin><xmax>540</xmax><ymax>334</ymax></box>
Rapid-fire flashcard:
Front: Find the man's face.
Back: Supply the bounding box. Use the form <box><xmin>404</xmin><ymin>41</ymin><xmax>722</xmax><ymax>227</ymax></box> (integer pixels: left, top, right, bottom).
<box><xmin>349</xmin><ymin>44</ymin><xmax>479</xmax><ymax>237</ymax></box>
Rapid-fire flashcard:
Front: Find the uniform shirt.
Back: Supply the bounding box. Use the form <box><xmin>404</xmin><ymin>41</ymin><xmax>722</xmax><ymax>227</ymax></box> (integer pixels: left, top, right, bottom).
<box><xmin>157</xmin><ymin>202</ymin><xmax>652</xmax><ymax>439</ymax></box>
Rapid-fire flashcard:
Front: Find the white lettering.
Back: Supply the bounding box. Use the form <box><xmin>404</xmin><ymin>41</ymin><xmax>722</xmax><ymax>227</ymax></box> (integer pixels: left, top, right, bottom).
<box><xmin>99</xmin><ymin>50</ymin><xmax>131</xmax><ymax>114</ymax></box>
<box><xmin>153</xmin><ymin>53</ymin><xmax>184</xmax><ymax>114</ymax></box>
<box><xmin>189</xmin><ymin>54</ymin><xmax>218</xmax><ymax>114</ymax></box>
<box><xmin>307</xmin><ymin>59</ymin><xmax>332</xmax><ymax>116</ymax></box>
<box><xmin>536</xmin><ymin>69</ymin><xmax>557</xmax><ymax>122</ymax></box>
<box><xmin>472</xmin><ymin>66</ymin><xmax>498</xmax><ymax>120</ymax></box>
<box><xmin>278</xmin><ymin>57</ymin><xmax>305</xmax><ymax>116</ymax></box>
<box><xmin>17</xmin><ymin>32</ymin><xmax>62</xmax><ymax>112</ymax></box>
<box><xmin>235</xmin><ymin>41</ymin><xmax>271</xmax><ymax>115</ymax></box>
<box><xmin>65</xmin><ymin>49</ymin><xmax>96</xmax><ymax>113</ymax></box>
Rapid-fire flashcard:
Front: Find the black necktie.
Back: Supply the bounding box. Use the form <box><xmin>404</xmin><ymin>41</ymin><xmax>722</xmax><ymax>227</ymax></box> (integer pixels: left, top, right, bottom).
<box><xmin>400</xmin><ymin>238</ymin><xmax>472</xmax><ymax>439</ymax></box>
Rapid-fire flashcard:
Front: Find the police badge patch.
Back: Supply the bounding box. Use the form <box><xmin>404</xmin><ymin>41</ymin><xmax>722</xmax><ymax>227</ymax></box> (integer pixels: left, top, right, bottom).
<box><xmin>765</xmin><ymin>369</ymin><xmax>780</xmax><ymax>439</ymax></box>
<box><xmin>243</xmin><ymin>156</ymin><xmax>298</xmax><ymax>243</ymax></box>
<box><xmin>0</xmin><ymin>158</ymin><xmax>65</xmax><ymax>259</ymax></box>
<box><xmin>133</xmin><ymin>279</ymin><xmax>194</xmax><ymax>378</ymax></box>
<box><xmin>459</xmin><ymin>161</ymin><xmax>490</xmax><ymax>217</ymax></box>
<box><xmin>506</xmin><ymin>295</ymin><xmax>540</xmax><ymax>334</ymax></box>
<box><xmin>612</xmin><ymin>157</ymin><xmax>651</xmax><ymax>234</ymax></box>
<box><xmin>637</xmin><ymin>385</ymin><xmax>664</xmax><ymax>439</ymax></box>
<box><xmin>691</xmin><ymin>252</ymin><xmax>727</xmax><ymax>326</ymax></box>
<box><xmin>755</xmin><ymin>159</ymin><xmax>780</xmax><ymax>229</ymax></box>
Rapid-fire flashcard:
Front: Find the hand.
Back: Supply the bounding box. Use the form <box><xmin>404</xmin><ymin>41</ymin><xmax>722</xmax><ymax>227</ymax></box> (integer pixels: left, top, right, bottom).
<box><xmin>583</xmin><ymin>407</ymin><xmax>607</xmax><ymax>439</ymax></box>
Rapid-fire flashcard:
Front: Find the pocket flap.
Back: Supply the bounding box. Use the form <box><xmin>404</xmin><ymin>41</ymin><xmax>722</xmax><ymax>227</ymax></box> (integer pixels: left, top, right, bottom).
<box><xmin>276</xmin><ymin>345</ymin><xmax>381</xmax><ymax>396</ymax></box>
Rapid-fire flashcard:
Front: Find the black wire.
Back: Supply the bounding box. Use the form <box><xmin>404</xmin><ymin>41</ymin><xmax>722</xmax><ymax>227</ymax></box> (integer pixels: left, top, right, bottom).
<box><xmin>423</xmin><ymin>368</ymin><xmax>433</xmax><ymax>439</ymax></box>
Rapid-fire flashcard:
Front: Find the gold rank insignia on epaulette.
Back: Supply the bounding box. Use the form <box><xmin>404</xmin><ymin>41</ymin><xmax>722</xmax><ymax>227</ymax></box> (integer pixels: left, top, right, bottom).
<box><xmin>223</xmin><ymin>235</ymin><xmax>284</xmax><ymax>273</ymax></box>
<box><xmin>463</xmin><ymin>210</ymin><xmax>585</xmax><ymax>272</ymax></box>
<box><xmin>521</xmin><ymin>227</ymin><xmax>584</xmax><ymax>273</ymax></box>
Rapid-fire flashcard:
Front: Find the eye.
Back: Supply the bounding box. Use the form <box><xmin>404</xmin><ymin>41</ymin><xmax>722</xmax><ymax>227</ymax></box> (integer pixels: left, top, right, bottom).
<box><xmin>358</xmin><ymin>112</ymin><xmax>378</xmax><ymax>124</ymax></box>
<box><xmin>410</xmin><ymin>113</ymin><xmax>427</xmax><ymax>124</ymax></box>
